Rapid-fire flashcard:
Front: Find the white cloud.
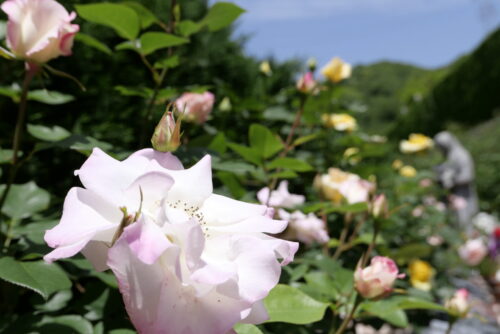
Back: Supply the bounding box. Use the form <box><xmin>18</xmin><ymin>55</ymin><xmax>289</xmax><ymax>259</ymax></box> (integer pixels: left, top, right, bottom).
<box><xmin>218</xmin><ymin>0</ymin><xmax>472</xmax><ymax>21</ymax></box>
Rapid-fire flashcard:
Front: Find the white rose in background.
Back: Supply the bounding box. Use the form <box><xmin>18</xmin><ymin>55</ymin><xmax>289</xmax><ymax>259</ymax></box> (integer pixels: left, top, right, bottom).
<box><xmin>257</xmin><ymin>181</ymin><xmax>305</xmax><ymax>209</ymax></box>
<box><xmin>279</xmin><ymin>209</ymin><xmax>329</xmax><ymax>245</ymax></box>
<box><xmin>458</xmin><ymin>238</ymin><xmax>488</xmax><ymax>266</ymax></box>
<box><xmin>1</xmin><ymin>0</ymin><xmax>79</xmax><ymax>64</ymax></box>
<box><xmin>44</xmin><ymin>148</ymin><xmax>298</xmax><ymax>334</ymax></box>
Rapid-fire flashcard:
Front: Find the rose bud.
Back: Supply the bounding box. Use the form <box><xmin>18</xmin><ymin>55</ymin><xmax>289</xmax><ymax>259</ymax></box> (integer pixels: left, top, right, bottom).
<box><xmin>355</xmin><ymin>256</ymin><xmax>405</xmax><ymax>299</ymax></box>
<box><xmin>1</xmin><ymin>0</ymin><xmax>79</xmax><ymax>64</ymax></box>
<box><xmin>445</xmin><ymin>289</ymin><xmax>469</xmax><ymax>318</ymax></box>
<box><xmin>151</xmin><ymin>111</ymin><xmax>182</xmax><ymax>152</ymax></box>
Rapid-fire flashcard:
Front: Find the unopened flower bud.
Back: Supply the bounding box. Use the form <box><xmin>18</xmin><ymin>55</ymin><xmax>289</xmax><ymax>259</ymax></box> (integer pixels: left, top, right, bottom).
<box><xmin>296</xmin><ymin>72</ymin><xmax>317</xmax><ymax>94</ymax></box>
<box><xmin>371</xmin><ymin>194</ymin><xmax>388</xmax><ymax>219</ymax></box>
<box><xmin>151</xmin><ymin>111</ymin><xmax>181</xmax><ymax>152</ymax></box>
<box><xmin>307</xmin><ymin>57</ymin><xmax>317</xmax><ymax>72</ymax></box>
<box><xmin>355</xmin><ymin>256</ymin><xmax>404</xmax><ymax>299</ymax></box>
<box><xmin>445</xmin><ymin>289</ymin><xmax>469</xmax><ymax>318</ymax></box>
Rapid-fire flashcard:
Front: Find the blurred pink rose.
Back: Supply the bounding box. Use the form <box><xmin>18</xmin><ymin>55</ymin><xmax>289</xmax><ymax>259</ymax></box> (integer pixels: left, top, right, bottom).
<box><xmin>175</xmin><ymin>92</ymin><xmax>215</xmax><ymax>124</ymax></box>
<box><xmin>412</xmin><ymin>206</ymin><xmax>424</xmax><ymax>217</ymax></box>
<box><xmin>426</xmin><ymin>235</ymin><xmax>444</xmax><ymax>246</ymax></box>
<box><xmin>44</xmin><ymin>148</ymin><xmax>298</xmax><ymax>333</ymax></box>
<box><xmin>257</xmin><ymin>181</ymin><xmax>305</xmax><ymax>209</ymax></box>
<box><xmin>1</xmin><ymin>0</ymin><xmax>79</xmax><ymax>64</ymax></box>
<box><xmin>458</xmin><ymin>238</ymin><xmax>488</xmax><ymax>266</ymax></box>
<box><xmin>419</xmin><ymin>178</ymin><xmax>433</xmax><ymax>188</ymax></box>
<box><xmin>279</xmin><ymin>209</ymin><xmax>329</xmax><ymax>245</ymax></box>
<box><xmin>296</xmin><ymin>71</ymin><xmax>316</xmax><ymax>94</ymax></box>
<box><xmin>355</xmin><ymin>256</ymin><xmax>404</xmax><ymax>299</ymax></box>
<box><xmin>449</xmin><ymin>195</ymin><xmax>467</xmax><ymax>211</ymax></box>
<box><xmin>445</xmin><ymin>289</ymin><xmax>469</xmax><ymax>317</ymax></box>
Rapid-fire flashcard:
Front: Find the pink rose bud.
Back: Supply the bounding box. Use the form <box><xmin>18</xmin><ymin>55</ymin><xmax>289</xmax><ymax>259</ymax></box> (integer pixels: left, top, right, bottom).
<box><xmin>296</xmin><ymin>72</ymin><xmax>316</xmax><ymax>94</ymax></box>
<box><xmin>175</xmin><ymin>92</ymin><xmax>214</xmax><ymax>124</ymax></box>
<box><xmin>445</xmin><ymin>289</ymin><xmax>469</xmax><ymax>317</ymax></box>
<box><xmin>371</xmin><ymin>194</ymin><xmax>387</xmax><ymax>219</ymax></box>
<box><xmin>354</xmin><ymin>256</ymin><xmax>405</xmax><ymax>299</ymax></box>
<box><xmin>1</xmin><ymin>0</ymin><xmax>79</xmax><ymax>64</ymax></box>
<box><xmin>151</xmin><ymin>111</ymin><xmax>182</xmax><ymax>152</ymax></box>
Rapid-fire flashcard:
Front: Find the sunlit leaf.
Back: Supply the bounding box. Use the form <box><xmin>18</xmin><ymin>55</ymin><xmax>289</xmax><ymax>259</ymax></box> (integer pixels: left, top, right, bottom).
<box><xmin>76</xmin><ymin>3</ymin><xmax>140</xmax><ymax>40</ymax></box>
<box><xmin>200</xmin><ymin>2</ymin><xmax>245</xmax><ymax>32</ymax></box>
<box><xmin>27</xmin><ymin>124</ymin><xmax>71</xmax><ymax>142</ymax></box>
<box><xmin>0</xmin><ymin>182</ymin><xmax>50</xmax><ymax>219</ymax></box>
<box><xmin>75</xmin><ymin>33</ymin><xmax>112</xmax><ymax>55</ymax></box>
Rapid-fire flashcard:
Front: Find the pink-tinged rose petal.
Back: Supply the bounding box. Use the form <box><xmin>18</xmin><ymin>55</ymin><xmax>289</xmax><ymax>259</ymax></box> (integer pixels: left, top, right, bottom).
<box><xmin>1</xmin><ymin>0</ymin><xmax>79</xmax><ymax>63</ymax></box>
<box><xmin>81</xmin><ymin>240</ymin><xmax>110</xmax><ymax>272</ymax></box>
<box><xmin>201</xmin><ymin>194</ymin><xmax>267</xmax><ymax>226</ymax></box>
<box><xmin>122</xmin><ymin>218</ymin><xmax>172</xmax><ymax>265</ymax></box>
<box><xmin>354</xmin><ymin>256</ymin><xmax>403</xmax><ymax>299</ymax></box>
<box><xmin>44</xmin><ymin>237</ymin><xmax>91</xmax><ymax>263</ymax></box>
<box><xmin>124</xmin><ymin>171</ymin><xmax>174</xmax><ymax>216</ymax></box>
<box><xmin>44</xmin><ymin>187</ymin><xmax>121</xmax><ymax>261</ymax></box>
<box><xmin>210</xmin><ymin>216</ymin><xmax>287</xmax><ymax>234</ymax></box>
<box><xmin>239</xmin><ymin>300</ymin><xmax>269</xmax><ymax>324</ymax></box>
<box><xmin>164</xmin><ymin>155</ymin><xmax>213</xmax><ymax>206</ymax></box>
<box><xmin>128</xmin><ymin>148</ymin><xmax>184</xmax><ymax>170</ymax></box>
<box><xmin>108</xmin><ymin>223</ymin><xmax>251</xmax><ymax>334</ymax></box>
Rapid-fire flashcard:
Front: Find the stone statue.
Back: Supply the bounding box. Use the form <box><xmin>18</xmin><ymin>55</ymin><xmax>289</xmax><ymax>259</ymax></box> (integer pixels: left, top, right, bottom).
<box><xmin>434</xmin><ymin>131</ymin><xmax>478</xmax><ymax>231</ymax></box>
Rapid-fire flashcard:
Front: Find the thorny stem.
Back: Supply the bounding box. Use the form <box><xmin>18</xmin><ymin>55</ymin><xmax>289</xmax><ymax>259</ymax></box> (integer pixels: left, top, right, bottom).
<box><xmin>139</xmin><ymin>0</ymin><xmax>177</xmax><ymax>147</ymax></box>
<box><xmin>332</xmin><ymin>213</ymin><xmax>352</xmax><ymax>260</ymax></box>
<box><xmin>0</xmin><ymin>67</ymin><xmax>37</xmax><ymax>214</ymax></box>
<box><xmin>332</xmin><ymin>294</ymin><xmax>361</xmax><ymax>334</ymax></box>
<box><xmin>362</xmin><ymin>221</ymin><xmax>380</xmax><ymax>267</ymax></box>
<box><xmin>265</xmin><ymin>95</ymin><xmax>308</xmax><ymax>206</ymax></box>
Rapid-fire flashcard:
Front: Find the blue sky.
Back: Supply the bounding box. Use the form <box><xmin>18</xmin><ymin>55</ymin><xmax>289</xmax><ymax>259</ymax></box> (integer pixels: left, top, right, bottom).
<box><xmin>220</xmin><ymin>0</ymin><xmax>500</xmax><ymax>69</ymax></box>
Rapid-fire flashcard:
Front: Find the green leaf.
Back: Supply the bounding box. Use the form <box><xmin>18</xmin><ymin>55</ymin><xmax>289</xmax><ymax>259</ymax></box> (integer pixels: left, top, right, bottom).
<box><xmin>176</xmin><ymin>20</ymin><xmax>202</xmax><ymax>37</ymax></box>
<box><xmin>138</xmin><ymin>32</ymin><xmax>188</xmax><ymax>55</ymax></box>
<box><xmin>262</xmin><ymin>106</ymin><xmax>295</xmax><ymax>123</ymax></box>
<box><xmin>75</xmin><ymin>33</ymin><xmax>112</xmax><ymax>55</ymax></box>
<box><xmin>392</xmin><ymin>243</ymin><xmax>432</xmax><ymax>264</ymax></box>
<box><xmin>122</xmin><ymin>1</ymin><xmax>159</xmax><ymax>29</ymax></box>
<box><xmin>212</xmin><ymin>159</ymin><xmax>256</xmax><ymax>175</ymax></box>
<box><xmin>0</xmin><ymin>20</ymin><xmax>6</xmax><ymax>40</ymax></box>
<box><xmin>12</xmin><ymin>220</ymin><xmax>57</xmax><ymax>244</ymax></box>
<box><xmin>267</xmin><ymin>157</ymin><xmax>313</xmax><ymax>172</ymax></box>
<box><xmin>0</xmin><ymin>182</ymin><xmax>50</xmax><ymax>219</ymax></box>
<box><xmin>108</xmin><ymin>330</ymin><xmax>136</xmax><ymax>334</ymax></box>
<box><xmin>392</xmin><ymin>296</ymin><xmax>448</xmax><ymax>312</ymax></box>
<box><xmin>34</xmin><ymin>290</ymin><xmax>73</xmax><ymax>313</ymax></box>
<box><xmin>27</xmin><ymin>124</ymin><xmax>71</xmax><ymax>142</ymax></box>
<box><xmin>324</xmin><ymin>202</ymin><xmax>369</xmax><ymax>214</ymax></box>
<box><xmin>208</xmin><ymin>132</ymin><xmax>227</xmax><ymax>154</ymax></box>
<box><xmin>293</xmin><ymin>133</ymin><xmax>319</xmax><ymax>147</ymax></box>
<box><xmin>0</xmin><ymin>257</ymin><xmax>71</xmax><ymax>300</ymax></box>
<box><xmin>264</xmin><ymin>284</ymin><xmax>329</xmax><ymax>324</ymax></box>
<box><xmin>114</xmin><ymin>85</ymin><xmax>153</xmax><ymax>98</ymax></box>
<box><xmin>227</xmin><ymin>143</ymin><xmax>261</xmax><ymax>166</ymax></box>
<box><xmin>154</xmin><ymin>55</ymin><xmax>180</xmax><ymax>69</ymax></box>
<box><xmin>114</xmin><ymin>40</ymin><xmax>138</xmax><ymax>52</ymax></box>
<box><xmin>76</xmin><ymin>3</ymin><xmax>140</xmax><ymax>40</ymax></box>
<box><xmin>268</xmin><ymin>170</ymin><xmax>298</xmax><ymax>179</ymax></box>
<box><xmin>38</xmin><ymin>315</ymin><xmax>93</xmax><ymax>334</ymax></box>
<box><xmin>360</xmin><ymin>300</ymin><xmax>408</xmax><ymax>327</ymax></box>
<box><xmin>0</xmin><ymin>149</ymin><xmax>22</xmax><ymax>164</ymax></box>
<box><xmin>216</xmin><ymin>171</ymin><xmax>246</xmax><ymax>199</ymax></box>
<box><xmin>28</xmin><ymin>90</ymin><xmax>74</xmax><ymax>105</ymax></box>
<box><xmin>200</xmin><ymin>2</ymin><xmax>245</xmax><ymax>32</ymax></box>
<box><xmin>249</xmin><ymin>124</ymin><xmax>284</xmax><ymax>159</ymax></box>
<box><xmin>234</xmin><ymin>324</ymin><xmax>263</xmax><ymax>334</ymax></box>
<box><xmin>0</xmin><ymin>83</ymin><xmax>20</xmax><ymax>101</ymax></box>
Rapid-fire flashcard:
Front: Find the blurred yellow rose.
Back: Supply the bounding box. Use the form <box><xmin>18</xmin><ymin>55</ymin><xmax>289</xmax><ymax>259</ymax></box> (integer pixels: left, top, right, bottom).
<box><xmin>322</xmin><ymin>113</ymin><xmax>357</xmax><ymax>132</ymax></box>
<box><xmin>400</xmin><ymin>165</ymin><xmax>417</xmax><ymax>178</ymax></box>
<box><xmin>321</xmin><ymin>57</ymin><xmax>351</xmax><ymax>83</ymax></box>
<box><xmin>399</xmin><ymin>133</ymin><xmax>433</xmax><ymax>153</ymax></box>
<box><xmin>409</xmin><ymin>260</ymin><xmax>434</xmax><ymax>291</ymax></box>
<box><xmin>392</xmin><ymin>159</ymin><xmax>403</xmax><ymax>170</ymax></box>
<box><xmin>315</xmin><ymin>168</ymin><xmax>373</xmax><ymax>204</ymax></box>
<box><xmin>259</xmin><ymin>61</ymin><xmax>272</xmax><ymax>76</ymax></box>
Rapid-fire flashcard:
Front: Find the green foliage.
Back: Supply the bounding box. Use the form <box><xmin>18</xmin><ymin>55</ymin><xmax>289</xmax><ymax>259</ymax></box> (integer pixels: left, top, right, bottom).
<box><xmin>264</xmin><ymin>284</ymin><xmax>329</xmax><ymax>324</ymax></box>
<box><xmin>0</xmin><ymin>257</ymin><xmax>71</xmax><ymax>299</ymax></box>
